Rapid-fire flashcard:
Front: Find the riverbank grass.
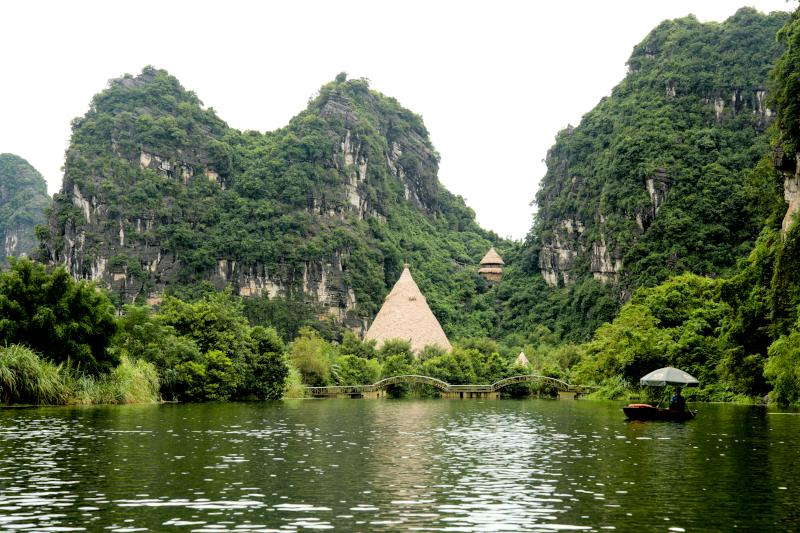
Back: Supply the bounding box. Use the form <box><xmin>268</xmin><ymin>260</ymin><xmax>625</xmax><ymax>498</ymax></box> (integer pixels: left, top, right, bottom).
<box><xmin>0</xmin><ymin>345</ymin><xmax>160</xmax><ymax>406</ymax></box>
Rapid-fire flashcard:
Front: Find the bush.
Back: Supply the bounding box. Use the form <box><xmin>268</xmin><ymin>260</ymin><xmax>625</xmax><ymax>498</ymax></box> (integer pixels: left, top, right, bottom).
<box><xmin>289</xmin><ymin>328</ymin><xmax>333</xmax><ymax>386</ymax></box>
<box><xmin>378</xmin><ymin>339</ymin><xmax>413</xmax><ymax>361</ymax></box>
<box><xmin>174</xmin><ymin>350</ymin><xmax>239</xmax><ymax>401</ymax></box>
<box><xmin>333</xmin><ymin>355</ymin><xmax>381</xmax><ymax>385</ymax></box>
<box><xmin>283</xmin><ymin>366</ymin><xmax>307</xmax><ymax>398</ymax></box>
<box><xmin>340</xmin><ymin>331</ymin><xmax>377</xmax><ymax>359</ymax></box>
<box><xmin>422</xmin><ymin>351</ymin><xmax>477</xmax><ymax>385</ymax></box>
<box><xmin>764</xmin><ymin>329</ymin><xmax>800</xmax><ymax>405</ymax></box>
<box><xmin>104</xmin><ymin>356</ymin><xmax>160</xmax><ymax>404</ymax></box>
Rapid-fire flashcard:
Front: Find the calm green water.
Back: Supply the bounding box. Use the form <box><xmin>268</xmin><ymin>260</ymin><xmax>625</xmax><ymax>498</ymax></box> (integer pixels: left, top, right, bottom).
<box><xmin>0</xmin><ymin>399</ymin><xmax>798</xmax><ymax>532</ymax></box>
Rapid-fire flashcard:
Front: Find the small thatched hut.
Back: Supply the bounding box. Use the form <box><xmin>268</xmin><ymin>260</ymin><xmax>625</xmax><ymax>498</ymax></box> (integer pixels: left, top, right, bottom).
<box><xmin>479</xmin><ymin>246</ymin><xmax>505</xmax><ymax>283</ymax></box>
<box><xmin>364</xmin><ymin>266</ymin><xmax>452</xmax><ymax>355</ymax></box>
<box><xmin>515</xmin><ymin>351</ymin><xmax>530</xmax><ymax>367</ymax></box>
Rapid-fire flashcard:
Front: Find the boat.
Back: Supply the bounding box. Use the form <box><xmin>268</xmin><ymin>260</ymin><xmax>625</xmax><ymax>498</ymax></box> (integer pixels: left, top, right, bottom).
<box><xmin>623</xmin><ymin>403</ymin><xmax>696</xmax><ymax>422</ymax></box>
<box><xmin>623</xmin><ymin>366</ymin><xmax>700</xmax><ymax>422</ymax></box>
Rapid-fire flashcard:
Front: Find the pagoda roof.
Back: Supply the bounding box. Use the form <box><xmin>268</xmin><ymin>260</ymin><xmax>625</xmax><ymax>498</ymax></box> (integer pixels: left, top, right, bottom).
<box><xmin>480</xmin><ymin>246</ymin><xmax>504</xmax><ymax>265</ymax></box>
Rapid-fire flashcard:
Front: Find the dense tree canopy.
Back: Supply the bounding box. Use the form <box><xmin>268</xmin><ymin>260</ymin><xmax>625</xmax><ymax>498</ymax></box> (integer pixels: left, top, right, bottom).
<box><xmin>0</xmin><ymin>258</ymin><xmax>117</xmax><ymax>374</ymax></box>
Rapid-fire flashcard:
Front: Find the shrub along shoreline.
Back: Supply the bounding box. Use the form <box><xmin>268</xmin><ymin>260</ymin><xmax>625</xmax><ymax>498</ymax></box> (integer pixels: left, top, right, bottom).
<box><xmin>0</xmin><ymin>344</ymin><xmax>159</xmax><ymax>405</ymax></box>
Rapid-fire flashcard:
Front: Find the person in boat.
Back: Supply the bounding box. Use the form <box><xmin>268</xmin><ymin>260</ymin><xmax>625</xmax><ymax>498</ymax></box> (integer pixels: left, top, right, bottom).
<box><xmin>669</xmin><ymin>387</ymin><xmax>686</xmax><ymax>411</ymax></box>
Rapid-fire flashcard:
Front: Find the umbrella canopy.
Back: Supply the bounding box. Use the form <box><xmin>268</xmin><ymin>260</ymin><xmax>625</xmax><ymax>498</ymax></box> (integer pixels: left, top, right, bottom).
<box><xmin>640</xmin><ymin>367</ymin><xmax>699</xmax><ymax>387</ymax></box>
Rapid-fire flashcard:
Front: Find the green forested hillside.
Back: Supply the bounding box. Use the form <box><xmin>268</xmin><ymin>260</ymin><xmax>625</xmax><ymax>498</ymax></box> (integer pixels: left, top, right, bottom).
<box><xmin>0</xmin><ymin>154</ymin><xmax>50</xmax><ymax>265</ymax></box>
<box><xmin>499</xmin><ymin>8</ymin><xmax>789</xmax><ymax>343</ymax></box>
<box><xmin>562</xmin><ymin>6</ymin><xmax>800</xmax><ymax>404</ymax></box>
<box><xmin>40</xmin><ymin>68</ymin><xmax>505</xmax><ymax>339</ymax></box>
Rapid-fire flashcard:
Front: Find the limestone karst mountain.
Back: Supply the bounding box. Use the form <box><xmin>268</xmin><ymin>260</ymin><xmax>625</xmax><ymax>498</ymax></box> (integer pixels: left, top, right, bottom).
<box><xmin>0</xmin><ymin>154</ymin><xmax>50</xmax><ymax>266</ymax></box>
<box><xmin>497</xmin><ymin>8</ymin><xmax>791</xmax><ymax>342</ymax></box>
<box><xmin>39</xmin><ymin>67</ymin><xmax>500</xmax><ymax>334</ymax></box>
<box><xmin>532</xmin><ymin>9</ymin><xmax>788</xmax><ymax>293</ymax></box>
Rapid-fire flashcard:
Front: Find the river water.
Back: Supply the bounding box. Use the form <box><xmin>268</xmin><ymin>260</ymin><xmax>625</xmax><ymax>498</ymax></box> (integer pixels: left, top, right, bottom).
<box><xmin>0</xmin><ymin>399</ymin><xmax>798</xmax><ymax>532</ymax></box>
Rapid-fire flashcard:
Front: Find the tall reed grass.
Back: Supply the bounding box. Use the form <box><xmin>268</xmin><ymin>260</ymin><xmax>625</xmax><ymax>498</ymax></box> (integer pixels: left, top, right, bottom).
<box><xmin>283</xmin><ymin>365</ymin><xmax>307</xmax><ymax>399</ymax></box>
<box><xmin>0</xmin><ymin>344</ymin><xmax>66</xmax><ymax>404</ymax></box>
<box><xmin>104</xmin><ymin>355</ymin><xmax>160</xmax><ymax>404</ymax></box>
<box><xmin>0</xmin><ymin>345</ymin><xmax>160</xmax><ymax>405</ymax></box>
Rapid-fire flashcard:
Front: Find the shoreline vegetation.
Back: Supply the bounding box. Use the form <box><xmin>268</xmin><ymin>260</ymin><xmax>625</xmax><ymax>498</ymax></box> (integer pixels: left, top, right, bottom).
<box><xmin>2</xmin><ymin>225</ymin><xmax>800</xmax><ymax>407</ymax></box>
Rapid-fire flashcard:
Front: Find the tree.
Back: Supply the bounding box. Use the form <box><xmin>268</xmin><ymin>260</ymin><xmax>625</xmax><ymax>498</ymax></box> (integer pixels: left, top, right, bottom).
<box><xmin>333</xmin><ymin>355</ymin><xmax>381</xmax><ymax>385</ymax></box>
<box><xmin>289</xmin><ymin>327</ymin><xmax>333</xmax><ymax>386</ymax></box>
<box><xmin>111</xmin><ymin>305</ymin><xmax>200</xmax><ymax>369</ymax></box>
<box><xmin>0</xmin><ymin>258</ymin><xmax>116</xmax><ymax>374</ymax></box>
<box><xmin>422</xmin><ymin>351</ymin><xmax>477</xmax><ymax>385</ymax></box>
<box><xmin>764</xmin><ymin>328</ymin><xmax>800</xmax><ymax>405</ymax></box>
<box><xmin>340</xmin><ymin>331</ymin><xmax>377</xmax><ymax>359</ymax></box>
<box><xmin>159</xmin><ymin>292</ymin><xmax>251</xmax><ymax>357</ymax></box>
<box><xmin>240</xmin><ymin>326</ymin><xmax>289</xmax><ymax>399</ymax></box>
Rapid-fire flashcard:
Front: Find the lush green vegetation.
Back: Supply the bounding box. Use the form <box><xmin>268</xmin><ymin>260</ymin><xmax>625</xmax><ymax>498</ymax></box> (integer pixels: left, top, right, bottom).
<box><xmin>112</xmin><ymin>292</ymin><xmax>289</xmax><ymax>402</ymax></box>
<box><xmin>40</xmin><ymin>67</ymin><xmax>502</xmax><ymax>338</ymax></box>
<box><xmin>563</xmin><ymin>222</ymin><xmax>800</xmax><ymax>404</ymax></box>
<box><xmin>504</xmin><ymin>8</ymin><xmax>790</xmax><ymax>343</ymax></box>
<box><xmin>543</xmin><ymin>6</ymin><xmax>800</xmax><ymax>405</ymax></box>
<box><xmin>0</xmin><ymin>258</ymin><xmax>117</xmax><ymax>374</ymax></box>
<box><xmin>0</xmin><ymin>260</ymin><xmax>561</xmax><ymax>405</ymax></box>
<box><xmin>0</xmin><ymin>344</ymin><xmax>160</xmax><ymax>405</ymax></box>
<box><xmin>0</xmin><ymin>260</ymin><xmax>289</xmax><ymax>405</ymax></box>
<box><xmin>284</xmin><ymin>328</ymin><xmax>548</xmax><ymax>397</ymax></box>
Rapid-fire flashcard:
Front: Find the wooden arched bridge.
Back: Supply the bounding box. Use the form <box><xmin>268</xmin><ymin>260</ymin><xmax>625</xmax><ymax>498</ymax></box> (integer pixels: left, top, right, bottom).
<box><xmin>304</xmin><ymin>374</ymin><xmax>588</xmax><ymax>399</ymax></box>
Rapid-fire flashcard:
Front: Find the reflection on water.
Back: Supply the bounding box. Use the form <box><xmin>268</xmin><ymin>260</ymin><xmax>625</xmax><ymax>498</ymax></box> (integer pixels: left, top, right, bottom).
<box><xmin>0</xmin><ymin>400</ymin><xmax>798</xmax><ymax>531</ymax></box>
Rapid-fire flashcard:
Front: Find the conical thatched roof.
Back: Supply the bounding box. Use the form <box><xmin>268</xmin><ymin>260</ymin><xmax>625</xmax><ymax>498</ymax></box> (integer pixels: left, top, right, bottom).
<box><xmin>515</xmin><ymin>351</ymin><xmax>530</xmax><ymax>367</ymax></box>
<box><xmin>480</xmin><ymin>246</ymin><xmax>504</xmax><ymax>265</ymax></box>
<box><xmin>364</xmin><ymin>267</ymin><xmax>452</xmax><ymax>355</ymax></box>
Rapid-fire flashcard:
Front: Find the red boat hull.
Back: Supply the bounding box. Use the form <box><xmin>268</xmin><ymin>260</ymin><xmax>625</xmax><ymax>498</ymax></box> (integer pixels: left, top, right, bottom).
<box><xmin>623</xmin><ymin>404</ymin><xmax>696</xmax><ymax>422</ymax></box>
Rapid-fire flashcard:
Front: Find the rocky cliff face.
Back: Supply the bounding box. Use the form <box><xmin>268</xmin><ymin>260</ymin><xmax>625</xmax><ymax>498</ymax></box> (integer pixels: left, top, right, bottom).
<box><xmin>0</xmin><ymin>154</ymin><xmax>50</xmax><ymax>266</ymax></box>
<box><xmin>532</xmin><ymin>8</ymin><xmax>788</xmax><ymax>293</ymax></box>
<box><xmin>783</xmin><ymin>171</ymin><xmax>800</xmax><ymax>233</ymax></box>
<box><xmin>773</xmin><ymin>149</ymin><xmax>800</xmax><ymax>233</ymax></box>
<box><xmin>41</xmin><ymin>68</ymin><xmax>494</xmax><ymax>330</ymax></box>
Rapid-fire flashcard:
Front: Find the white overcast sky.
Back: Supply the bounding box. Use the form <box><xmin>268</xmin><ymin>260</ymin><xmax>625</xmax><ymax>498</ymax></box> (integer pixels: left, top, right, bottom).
<box><xmin>0</xmin><ymin>0</ymin><xmax>793</xmax><ymax>239</ymax></box>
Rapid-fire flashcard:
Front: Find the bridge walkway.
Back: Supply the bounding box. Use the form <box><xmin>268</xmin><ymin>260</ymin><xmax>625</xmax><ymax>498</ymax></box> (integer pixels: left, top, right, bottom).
<box><xmin>304</xmin><ymin>374</ymin><xmax>591</xmax><ymax>399</ymax></box>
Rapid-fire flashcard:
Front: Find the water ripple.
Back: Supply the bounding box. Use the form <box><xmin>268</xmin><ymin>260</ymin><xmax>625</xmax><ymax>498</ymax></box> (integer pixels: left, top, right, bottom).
<box><xmin>0</xmin><ymin>401</ymin><xmax>798</xmax><ymax>530</ymax></box>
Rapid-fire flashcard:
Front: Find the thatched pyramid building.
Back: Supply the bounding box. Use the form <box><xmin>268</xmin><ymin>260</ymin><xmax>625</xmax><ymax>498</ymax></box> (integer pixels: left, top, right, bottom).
<box><xmin>515</xmin><ymin>351</ymin><xmax>531</xmax><ymax>367</ymax></box>
<box><xmin>364</xmin><ymin>266</ymin><xmax>452</xmax><ymax>355</ymax></box>
<box><xmin>478</xmin><ymin>246</ymin><xmax>504</xmax><ymax>283</ymax></box>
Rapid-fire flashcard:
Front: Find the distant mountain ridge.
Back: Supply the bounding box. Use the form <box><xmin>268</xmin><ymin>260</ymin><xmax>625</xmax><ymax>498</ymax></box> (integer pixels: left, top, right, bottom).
<box><xmin>0</xmin><ymin>154</ymin><xmax>50</xmax><ymax>266</ymax></box>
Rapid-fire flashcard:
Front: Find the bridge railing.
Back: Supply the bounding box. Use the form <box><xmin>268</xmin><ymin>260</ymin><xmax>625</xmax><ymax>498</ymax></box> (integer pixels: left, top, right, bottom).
<box><xmin>491</xmin><ymin>374</ymin><xmax>571</xmax><ymax>392</ymax></box>
<box><xmin>369</xmin><ymin>374</ymin><xmax>451</xmax><ymax>391</ymax></box>
<box><xmin>304</xmin><ymin>373</ymin><xmax>582</xmax><ymax>396</ymax></box>
<box><xmin>449</xmin><ymin>384</ymin><xmax>494</xmax><ymax>392</ymax></box>
<box><xmin>305</xmin><ymin>385</ymin><xmax>366</xmax><ymax>395</ymax></box>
